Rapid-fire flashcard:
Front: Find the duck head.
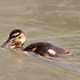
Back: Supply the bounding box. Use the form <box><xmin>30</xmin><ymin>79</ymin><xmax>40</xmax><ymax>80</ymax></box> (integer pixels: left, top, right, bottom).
<box><xmin>1</xmin><ymin>29</ymin><xmax>26</xmax><ymax>49</ymax></box>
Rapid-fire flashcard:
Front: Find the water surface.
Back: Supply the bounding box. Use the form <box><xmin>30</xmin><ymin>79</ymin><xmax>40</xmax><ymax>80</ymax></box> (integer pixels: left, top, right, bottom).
<box><xmin>0</xmin><ymin>0</ymin><xmax>80</xmax><ymax>80</ymax></box>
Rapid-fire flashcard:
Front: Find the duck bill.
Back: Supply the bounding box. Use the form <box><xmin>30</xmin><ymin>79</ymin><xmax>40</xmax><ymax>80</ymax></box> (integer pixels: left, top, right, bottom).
<box><xmin>1</xmin><ymin>39</ymin><xmax>10</xmax><ymax>48</ymax></box>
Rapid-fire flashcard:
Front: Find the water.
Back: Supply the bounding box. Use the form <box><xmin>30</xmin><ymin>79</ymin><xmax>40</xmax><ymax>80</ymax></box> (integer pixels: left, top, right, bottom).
<box><xmin>0</xmin><ymin>0</ymin><xmax>80</xmax><ymax>80</ymax></box>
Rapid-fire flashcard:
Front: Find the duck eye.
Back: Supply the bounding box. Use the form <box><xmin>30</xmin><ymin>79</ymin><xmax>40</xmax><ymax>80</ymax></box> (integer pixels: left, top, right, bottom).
<box><xmin>19</xmin><ymin>36</ymin><xmax>22</xmax><ymax>38</ymax></box>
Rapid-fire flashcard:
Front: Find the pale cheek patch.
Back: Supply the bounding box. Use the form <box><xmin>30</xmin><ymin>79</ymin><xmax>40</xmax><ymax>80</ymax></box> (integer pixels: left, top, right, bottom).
<box><xmin>19</xmin><ymin>37</ymin><xmax>26</xmax><ymax>44</ymax></box>
<box><xmin>17</xmin><ymin>33</ymin><xmax>26</xmax><ymax>44</ymax></box>
<box><xmin>48</xmin><ymin>49</ymin><xmax>56</xmax><ymax>55</ymax></box>
<box><xmin>9</xmin><ymin>45</ymin><xmax>15</xmax><ymax>49</ymax></box>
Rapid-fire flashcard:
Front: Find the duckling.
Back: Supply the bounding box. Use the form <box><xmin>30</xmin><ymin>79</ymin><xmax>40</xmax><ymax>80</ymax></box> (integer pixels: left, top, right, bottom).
<box><xmin>1</xmin><ymin>29</ymin><xmax>26</xmax><ymax>49</ymax></box>
<box><xmin>23</xmin><ymin>42</ymin><xmax>70</xmax><ymax>58</ymax></box>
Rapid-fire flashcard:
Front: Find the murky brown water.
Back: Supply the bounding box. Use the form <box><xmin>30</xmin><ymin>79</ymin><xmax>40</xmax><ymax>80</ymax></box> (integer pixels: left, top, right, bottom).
<box><xmin>0</xmin><ymin>0</ymin><xmax>80</xmax><ymax>80</ymax></box>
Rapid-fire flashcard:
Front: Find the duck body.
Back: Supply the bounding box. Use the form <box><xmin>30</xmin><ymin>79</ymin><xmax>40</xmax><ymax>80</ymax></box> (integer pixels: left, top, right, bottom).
<box><xmin>1</xmin><ymin>29</ymin><xmax>71</xmax><ymax>58</ymax></box>
<box><xmin>24</xmin><ymin>42</ymin><xmax>70</xmax><ymax>57</ymax></box>
<box><xmin>1</xmin><ymin>29</ymin><xmax>26</xmax><ymax>49</ymax></box>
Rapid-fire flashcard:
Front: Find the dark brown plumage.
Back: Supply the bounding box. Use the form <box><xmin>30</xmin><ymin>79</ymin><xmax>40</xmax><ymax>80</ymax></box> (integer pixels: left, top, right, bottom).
<box><xmin>24</xmin><ymin>42</ymin><xmax>70</xmax><ymax>57</ymax></box>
